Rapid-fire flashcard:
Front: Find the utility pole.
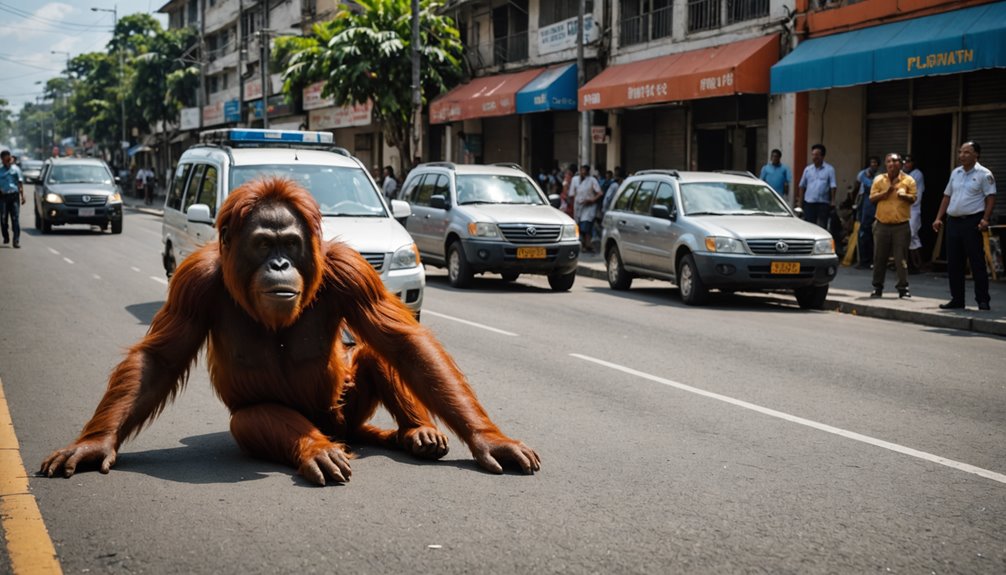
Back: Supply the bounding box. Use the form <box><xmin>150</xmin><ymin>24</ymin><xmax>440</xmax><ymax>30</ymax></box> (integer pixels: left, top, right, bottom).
<box><xmin>91</xmin><ymin>5</ymin><xmax>125</xmax><ymax>164</ymax></box>
<box><xmin>51</xmin><ymin>51</ymin><xmax>72</xmax><ymax>143</ymax></box>
<box><xmin>260</xmin><ymin>1</ymin><xmax>271</xmax><ymax>128</ymax></box>
<box><xmin>577</xmin><ymin>0</ymin><xmax>590</xmax><ymax>168</ymax></box>
<box><xmin>411</xmin><ymin>0</ymin><xmax>422</xmax><ymax>166</ymax></box>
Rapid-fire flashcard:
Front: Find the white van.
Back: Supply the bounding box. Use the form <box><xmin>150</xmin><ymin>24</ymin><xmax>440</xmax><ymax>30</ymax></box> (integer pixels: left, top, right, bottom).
<box><xmin>161</xmin><ymin>129</ymin><xmax>424</xmax><ymax>317</ymax></box>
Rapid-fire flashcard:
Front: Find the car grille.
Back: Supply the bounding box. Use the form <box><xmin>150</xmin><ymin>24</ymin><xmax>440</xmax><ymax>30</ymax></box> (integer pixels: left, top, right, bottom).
<box><xmin>62</xmin><ymin>194</ymin><xmax>107</xmax><ymax>206</ymax></box>
<box><xmin>360</xmin><ymin>252</ymin><xmax>385</xmax><ymax>271</ymax></box>
<box><xmin>746</xmin><ymin>239</ymin><xmax>815</xmax><ymax>255</ymax></box>
<box><xmin>498</xmin><ymin>223</ymin><xmax>562</xmax><ymax>244</ymax></box>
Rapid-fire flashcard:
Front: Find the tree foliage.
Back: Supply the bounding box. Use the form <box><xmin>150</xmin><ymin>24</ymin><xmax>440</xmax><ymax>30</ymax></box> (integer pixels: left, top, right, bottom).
<box><xmin>275</xmin><ymin>0</ymin><xmax>464</xmax><ymax>170</ymax></box>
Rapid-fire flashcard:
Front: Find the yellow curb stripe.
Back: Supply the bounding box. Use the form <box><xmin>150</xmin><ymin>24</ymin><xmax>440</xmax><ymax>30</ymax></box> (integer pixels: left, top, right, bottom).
<box><xmin>0</xmin><ymin>378</ymin><xmax>63</xmax><ymax>574</ymax></box>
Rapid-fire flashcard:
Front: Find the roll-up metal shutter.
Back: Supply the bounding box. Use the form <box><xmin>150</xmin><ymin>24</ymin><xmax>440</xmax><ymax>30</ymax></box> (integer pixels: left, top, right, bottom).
<box><xmin>913</xmin><ymin>75</ymin><xmax>959</xmax><ymax>110</ymax></box>
<box><xmin>963</xmin><ymin>69</ymin><xmax>1005</xmax><ymax>106</ymax></box>
<box><xmin>623</xmin><ymin>109</ymin><xmax>656</xmax><ymax>173</ymax></box>
<box><xmin>553</xmin><ymin>111</ymin><xmax>579</xmax><ymax>169</ymax></box>
<box><xmin>654</xmin><ymin>108</ymin><xmax>687</xmax><ymax>170</ymax></box>
<box><xmin>482</xmin><ymin>116</ymin><xmax>521</xmax><ymax>164</ymax></box>
<box><xmin>964</xmin><ymin>110</ymin><xmax>1006</xmax><ymax>221</ymax></box>
<box><xmin>867</xmin><ymin>81</ymin><xmax>909</xmax><ymax>114</ymax></box>
<box><xmin>866</xmin><ymin>117</ymin><xmax>909</xmax><ymax>161</ymax></box>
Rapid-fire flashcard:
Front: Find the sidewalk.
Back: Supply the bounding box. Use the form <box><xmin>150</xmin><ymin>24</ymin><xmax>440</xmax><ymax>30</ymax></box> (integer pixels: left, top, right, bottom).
<box><xmin>574</xmin><ymin>250</ymin><xmax>1006</xmax><ymax>338</ymax></box>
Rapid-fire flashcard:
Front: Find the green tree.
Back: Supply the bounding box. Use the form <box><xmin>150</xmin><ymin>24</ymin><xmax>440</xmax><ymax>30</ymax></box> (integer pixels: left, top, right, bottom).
<box><xmin>275</xmin><ymin>0</ymin><xmax>464</xmax><ymax>171</ymax></box>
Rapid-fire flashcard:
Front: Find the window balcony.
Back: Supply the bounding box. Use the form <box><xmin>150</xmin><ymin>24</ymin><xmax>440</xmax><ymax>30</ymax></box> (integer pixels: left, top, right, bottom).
<box><xmin>620</xmin><ymin>5</ymin><xmax>674</xmax><ymax>47</ymax></box>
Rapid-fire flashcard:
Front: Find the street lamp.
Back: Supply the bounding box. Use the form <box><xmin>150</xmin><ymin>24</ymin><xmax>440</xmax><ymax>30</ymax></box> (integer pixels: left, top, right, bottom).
<box><xmin>91</xmin><ymin>5</ymin><xmax>125</xmax><ymax>164</ymax></box>
<box><xmin>51</xmin><ymin>51</ymin><xmax>72</xmax><ymax>142</ymax></box>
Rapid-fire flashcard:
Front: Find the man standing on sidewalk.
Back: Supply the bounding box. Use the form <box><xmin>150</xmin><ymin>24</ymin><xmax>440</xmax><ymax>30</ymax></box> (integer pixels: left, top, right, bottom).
<box><xmin>0</xmin><ymin>150</ymin><xmax>25</xmax><ymax>248</ymax></box>
<box><xmin>797</xmin><ymin>144</ymin><xmax>837</xmax><ymax>231</ymax></box>
<box><xmin>869</xmin><ymin>153</ymin><xmax>916</xmax><ymax>298</ymax></box>
<box><xmin>932</xmin><ymin>141</ymin><xmax>997</xmax><ymax>311</ymax></box>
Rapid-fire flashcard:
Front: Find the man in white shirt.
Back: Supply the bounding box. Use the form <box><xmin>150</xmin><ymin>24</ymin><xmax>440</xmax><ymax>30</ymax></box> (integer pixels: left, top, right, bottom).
<box><xmin>570</xmin><ymin>164</ymin><xmax>602</xmax><ymax>253</ymax></box>
<box><xmin>904</xmin><ymin>154</ymin><xmax>925</xmax><ymax>272</ymax></box>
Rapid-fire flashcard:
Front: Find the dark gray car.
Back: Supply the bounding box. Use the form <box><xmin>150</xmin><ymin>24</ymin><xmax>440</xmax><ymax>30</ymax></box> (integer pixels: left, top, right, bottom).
<box><xmin>35</xmin><ymin>158</ymin><xmax>123</xmax><ymax>234</ymax></box>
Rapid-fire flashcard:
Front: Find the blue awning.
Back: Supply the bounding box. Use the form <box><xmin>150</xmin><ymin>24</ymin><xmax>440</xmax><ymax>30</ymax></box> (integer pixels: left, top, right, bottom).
<box><xmin>127</xmin><ymin>144</ymin><xmax>153</xmax><ymax>157</ymax></box>
<box><xmin>516</xmin><ymin>63</ymin><xmax>577</xmax><ymax>113</ymax></box>
<box><xmin>771</xmin><ymin>2</ymin><xmax>1006</xmax><ymax>93</ymax></box>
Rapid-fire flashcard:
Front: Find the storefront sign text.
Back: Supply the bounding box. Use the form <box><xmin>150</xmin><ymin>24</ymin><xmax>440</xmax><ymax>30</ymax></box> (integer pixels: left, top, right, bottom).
<box><xmin>907</xmin><ymin>49</ymin><xmax>974</xmax><ymax>72</ymax></box>
<box><xmin>538</xmin><ymin>14</ymin><xmax>598</xmax><ymax>55</ymax></box>
<box><xmin>627</xmin><ymin>82</ymin><xmax>669</xmax><ymax>101</ymax></box>
<box><xmin>699</xmin><ymin>72</ymin><xmax>734</xmax><ymax>92</ymax></box>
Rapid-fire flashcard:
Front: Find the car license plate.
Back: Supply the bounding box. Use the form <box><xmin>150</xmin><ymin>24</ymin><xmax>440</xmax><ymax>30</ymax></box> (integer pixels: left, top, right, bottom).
<box><xmin>771</xmin><ymin>261</ymin><xmax>800</xmax><ymax>274</ymax></box>
<box><xmin>79</xmin><ymin>208</ymin><xmax>95</xmax><ymax>217</ymax></box>
<box><xmin>517</xmin><ymin>247</ymin><xmax>546</xmax><ymax>259</ymax></box>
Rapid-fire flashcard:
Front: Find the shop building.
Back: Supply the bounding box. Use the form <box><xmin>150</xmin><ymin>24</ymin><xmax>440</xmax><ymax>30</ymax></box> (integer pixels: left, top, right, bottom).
<box><xmin>771</xmin><ymin>0</ymin><xmax>1006</xmax><ymax>263</ymax></box>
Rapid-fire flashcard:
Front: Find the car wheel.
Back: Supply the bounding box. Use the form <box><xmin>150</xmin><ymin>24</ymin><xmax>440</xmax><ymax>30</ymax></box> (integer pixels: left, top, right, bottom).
<box><xmin>547</xmin><ymin>270</ymin><xmax>576</xmax><ymax>292</ymax></box>
<box><xmin>678</xmin><ymin>254</ymin><xmax>708</xmax><ymax>306</ymax></box>
<box><xmin>34</xmin><ymin>207</ymin><xmax>41</xmax><ymax>230</ymax></box>
<box><xmin>163</xmin><ymin>245</ymin><xmax>177</xmax><ymax>278</ymax></box>
<box><xmin>500</xmin><ymin>271</ymin><xmax>520</xmax><ymax>282</ymax></box>
<box><xmin>795</xmin><ymin>284</ymin><xmax>829</xmax><ymax>310</ymax></box>
<box><xmin>447</xmin><ymin>242</ymin><xmax>473</xmax><ymax>288</ymax></box>
<box><xmin>111</xmin><ymin>220</ymin><xmax>123</xmax><ymax>234</ymax></box>
<box><xmin>42</xmin><ymin>214</ymin><xmax>52</xmax><ymax>234</ymax></box>
<box><xmin>606</xmin><ymin>246</ymin><xmax>633</xmax><ymax>290</ymax></box>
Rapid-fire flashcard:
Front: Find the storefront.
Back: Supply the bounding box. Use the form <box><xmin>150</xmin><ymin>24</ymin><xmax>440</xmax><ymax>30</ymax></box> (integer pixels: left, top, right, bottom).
<box><xmin>771</xmin><ymin>1</ymin><xmax>1006</xmax><ymax>261</ymax></box>
<box><xmin>578</xmin><ymin>34</ymin><xmax>779</xmax><ymax>175</ymax></box>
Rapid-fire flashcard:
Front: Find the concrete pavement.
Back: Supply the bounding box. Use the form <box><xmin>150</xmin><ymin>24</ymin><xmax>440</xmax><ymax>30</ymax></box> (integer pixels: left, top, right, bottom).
<box><xmin>122</xmin><ymin>194</ymin><xmax>1006</xmax><ymax>337</ymax></box>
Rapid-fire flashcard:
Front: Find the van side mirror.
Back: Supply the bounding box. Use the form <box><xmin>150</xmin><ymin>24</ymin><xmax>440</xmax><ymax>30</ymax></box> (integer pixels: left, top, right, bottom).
<box><xmin>186</xmin><ymin>203</ymin><xmax>214</xmax><ymax>225</ymax></box>
<box><xmin>430</xmin><ymin>194</ymin><xmax>449</xmax><ymax>210</ymax></box>
<box><xmin>391</xmin><ymin>199</ymin><xmax>412</xmax><ymax>219</ymax></box>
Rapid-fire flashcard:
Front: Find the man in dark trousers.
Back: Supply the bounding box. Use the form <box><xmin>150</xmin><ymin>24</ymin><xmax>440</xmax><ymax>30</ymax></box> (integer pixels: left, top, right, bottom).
<box><xmin>0</xmin><ymin>150</ymin><xmax>25</xmax><ymax>248</ymax></box>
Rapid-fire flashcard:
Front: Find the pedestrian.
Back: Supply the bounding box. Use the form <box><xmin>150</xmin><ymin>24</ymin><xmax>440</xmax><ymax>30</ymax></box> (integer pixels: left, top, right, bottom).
<box><xmin>382</xmin><ymin>166</ymin><xmax>398</xmax><ymax>200</ymax></box>
<box><xmin>559</xmin><ymin>164</ymin><xmax>575</xmax><ymax>218</ymax></box>
<box><xmin>571</xmin><ymin>164</ymin><xmax>603</xmax><ymax>253</ymax></box>
<box><xmin>903</xmin><ymin>154</ymin><xmax>926</xmax><ymax>272</ymax></box>
<box><xmin>868</xmin><ymin>153</ymin><xmax>916</xmax><ymax>299</ymax></box>
<box><xmin>797</xmin><ymin>144</ymin><xmax>837</xmax><ymax>231</ymax></box>
<box><xmin>852</xmin><ymin>156</ymin><xmax>881</xmax><ymax>269</ymax></box>
<box><xmin>759</xmin><ymin>148</ymin><xmax>792</xmax><ymax>199</ymax></box>
<box><xmin>932</xmin><ymin>141</ymin><xmax>997</xmax><ymax>311</ymax></box>
<box><xmin>137</xmin><ymin>166</ymin><xmax>155</xmax><ymax>205</ymax></box>
<box><xmin>0</xmin><ymin>150</ymin><xmax>25</xmax><ymax>249</ymax></box>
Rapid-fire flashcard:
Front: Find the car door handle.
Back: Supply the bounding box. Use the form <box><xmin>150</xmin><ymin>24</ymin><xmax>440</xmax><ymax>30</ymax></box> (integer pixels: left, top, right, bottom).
<box><xmin>424</xmin><ymin>214</ymin><xmax>432</xmax><ymax>219</ymax></box>
<box><xmin>618</xmin><ymin>220</ymin><xmax>627</xmax><ymax>225</ymax></box>
<box><xmin>644</xmin><ymin>224</ymin><xmax>651</xmax><ymax>230</ymax></box>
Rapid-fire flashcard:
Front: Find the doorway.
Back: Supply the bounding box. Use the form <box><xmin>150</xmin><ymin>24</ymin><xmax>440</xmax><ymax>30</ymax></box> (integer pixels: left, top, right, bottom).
<box><xmin>910</xmin><ymin>114</ymin><xmax>952</xmax><ymax>263</ymax></box>
<box><xmin>696</xmin><ymin>129</ymin><xmax>728</xmax><ymax>171</ymax></box>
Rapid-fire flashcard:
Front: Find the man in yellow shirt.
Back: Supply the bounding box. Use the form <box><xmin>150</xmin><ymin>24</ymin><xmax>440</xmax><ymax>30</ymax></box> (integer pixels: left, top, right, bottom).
<box><xmin>868</xmin><ymin>153</ymin><xmax>917</xmax><ymax>298</ymax></box>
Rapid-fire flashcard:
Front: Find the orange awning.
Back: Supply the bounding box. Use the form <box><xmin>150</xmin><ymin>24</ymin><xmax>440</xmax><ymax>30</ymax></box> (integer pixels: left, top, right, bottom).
<box><xmin>578</xmin><ymin>34</ymin><xmax>779</xmax><ymax>110</ymax></box>
<box><xmin>430</xmin><ymin>68</ymin><xmax>546</xmax><ymax>124</ymax></box>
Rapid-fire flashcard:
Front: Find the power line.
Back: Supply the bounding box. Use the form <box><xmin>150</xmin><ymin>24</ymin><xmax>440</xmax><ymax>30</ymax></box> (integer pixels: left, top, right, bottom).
<box><xmin>0</xmin><ymin>2</ymin><xmax>114</xmax><ymax>31</ymax></box>
<box><xmin>0</xmin><ymin>55</ymin><xmax>61</xmax><ymax>72</ymax></box>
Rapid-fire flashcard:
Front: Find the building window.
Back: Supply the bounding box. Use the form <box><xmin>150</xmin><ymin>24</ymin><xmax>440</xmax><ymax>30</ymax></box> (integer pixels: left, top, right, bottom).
<box><xmin>688</xmin><ymin>0</ymin><xmax>721</xmax><ymax>32</ymax></box>
<box><xmin>688</xmin><ymin>0</ymin><xmax>770</xmax><ymax>32</ymax></box>
<box><xmin>186</xmin><ymin>0</ymin><xmax>198</xmax><ymax>26</ymax></box>
<box><xmin>620</xmin><ymin>0</ymin><xmax>673</xmax><ymax>47</ymax></box>
<box><xmin>493</xmin><ymin>0</ymin><xmax>529</xmax><ymax>65</ymax></box>
<box><xmin>539</xmin><ymin>0</ymin><xmax>594</xmax><ymax>27</ymax></box>
<box><xmin>727</xmin><ymin>0</ymin><xmax>769</xmax><ymax>24</ymax></box>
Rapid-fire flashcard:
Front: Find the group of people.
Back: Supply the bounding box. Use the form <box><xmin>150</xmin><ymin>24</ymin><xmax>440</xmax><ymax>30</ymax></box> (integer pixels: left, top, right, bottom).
<box><xmin>771</xmin><ymin>141</ymin><xmax>996</xmax><ymax>311</ymax></box>
<box><xmin>543</xmin><ymin>163</ymin><xmax>624</xmax><ymax>253</ymax></box>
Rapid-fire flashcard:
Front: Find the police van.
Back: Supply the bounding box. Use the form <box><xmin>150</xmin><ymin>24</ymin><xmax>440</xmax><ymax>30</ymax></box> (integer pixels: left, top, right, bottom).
<box><xmin>161</xmin><ymin>129</ymin><xmax>424</xmax><ymax>317</ymax></box>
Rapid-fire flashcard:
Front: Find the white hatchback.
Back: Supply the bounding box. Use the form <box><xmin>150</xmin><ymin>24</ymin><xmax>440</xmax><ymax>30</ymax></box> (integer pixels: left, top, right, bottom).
<box><xmin>161</xmin><ymin>129</ymin><xmax>425</xmax><ymax>317</ymax></box>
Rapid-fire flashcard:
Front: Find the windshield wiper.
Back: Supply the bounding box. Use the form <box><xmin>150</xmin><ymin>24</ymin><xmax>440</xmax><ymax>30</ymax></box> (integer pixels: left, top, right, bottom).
<box><xmin>737</xmin><ymin>210</ymin><xmax>788</xmax><ymax>216</ymax></box>
<box><xmin>458</xmin><ymin>200</ymin><xmax>496</xmax><ymax>205</ymax></box>
<box><xmin>686</xmin><ymin>211</ymin><xmax>728</xmax><ymax>216</ymax></box>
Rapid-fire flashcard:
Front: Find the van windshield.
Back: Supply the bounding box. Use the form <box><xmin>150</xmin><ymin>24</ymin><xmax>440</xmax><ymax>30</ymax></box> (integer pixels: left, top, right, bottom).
<box><xmin>231</xmin><ymin>164</ymin><xmax>387</xmax><ymax>217</ymax></box>
<box><xmin>455</xmin><ymin>174</ymin><xmax>548</xmax><ymax>205</ymax></box>
<box><xmin>679</xmin><ymin>182</ymin><xmax>791</xmax><ymax>216</ymax></box>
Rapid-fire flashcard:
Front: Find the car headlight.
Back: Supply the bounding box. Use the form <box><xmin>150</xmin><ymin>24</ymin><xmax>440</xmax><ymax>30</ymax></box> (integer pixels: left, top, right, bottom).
<box><xmin>389</xmin><ymin>243</ymin><xmax>420</xmax><ymax>270</ymax></box>
<box><xmin>467</xmin><ymin>222</ymin><xmax>500</xmax><ymax>238</ymax></box>
<box><xmin>44</xmin><ymin>193</ymin><xmax>64</xmax><ymax>204</ymax></box>
<box><xmin>560</xmin><ymin>223</ymin><xmax>579</xmax><ymax>240</ymax></box>
<box><xmin>704</xmin><ymin>236</ymin><xmax>746</xmax><ymax>253</ymax></box>
<box><xmin>108</xmin><ymin>192</ymin><xmax>122</xmax><ymax>203</ymax></box>
<box><xmin>813</xmin><ymin>238</ymin><xmax>836</xmax><ymax>254</ymax></box>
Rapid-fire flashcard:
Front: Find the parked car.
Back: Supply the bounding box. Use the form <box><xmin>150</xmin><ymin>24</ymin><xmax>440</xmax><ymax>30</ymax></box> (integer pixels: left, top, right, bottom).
<box><xmin>397</xmin><ymin>162</ymin><xmax>580</xmax><ymax>291</ymax></box>
<box><xmin>21</xmin><ymin>160</ymin><xmax>44</xmax><ymax>184</ymax></box>
<box><xmin>161</xmin><ymin>128</ymin><xmax>425</xmax><ymax>318</ymax></box>
<box><xmin>34</xmin><ymin>158</ymin><xmax>123</xmax><ymax>234</ymax></box>
<box><xmin>601</xmin><ymin>170</ymin><xmax>839</xmax><ymax>308</ymax></box>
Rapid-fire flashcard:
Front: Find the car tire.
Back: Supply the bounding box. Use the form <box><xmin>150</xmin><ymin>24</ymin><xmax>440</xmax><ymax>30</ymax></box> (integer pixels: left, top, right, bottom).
<box><xmin>547</xmin><ymin>270</ymin><xmax>576</xmax><ymax>292</ymax></box>
<box><xmin>41</xmin><ymin>213</ymin><xmax>52</xmax><ymax>234</ymax></box>
<box><xmin>606</xmin><ymin>246</ymin><xmax>633</xmax><ymax>290</ymax></box>
<box><xmin>34</xmin><ymin>208</ymin><xmax>41</xmax><ymax>230</ymax></box>
<box><xmin>447</xmin><ymin>242</ymin><xmax>473</xmax><ymax>288</ymax></box>
<box><xmin>795</xmin><ymin>284</ymin><xmax>829</xmax><ymax>310</ymax></box>
<box><xmin>500</xmin><ymin>271</ymin><xmax>520</xmax><ymax>282</ymax></box>
<box><xmin>163</xmin><ymin>245</ymin><xmax>177</xmax><ymax>278</ymax></box>
<box><xmin>678</xmin><ymin>253</ymin><xmax>709</xmax><ymax>306</ymax></box>
<box><xmin>111</xmin><ymin>220</ymin><xmax>123</xmax><ymax>234</ymax></box>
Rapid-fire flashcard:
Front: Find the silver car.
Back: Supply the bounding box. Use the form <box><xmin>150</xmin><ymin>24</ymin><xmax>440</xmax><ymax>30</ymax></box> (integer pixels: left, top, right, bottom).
<box><xmin>601</xmin><ymin>170</ymin><xmax>839</xmax><ymax>308</ymax></box>
<box><xmin>34</xmin><ymin>158</ymin><xmax>124</xmax><ymax>234</ymax></box>
<box><xmin>398</xmin><ymin>163</ymin><xmax>581</xmax><ymax>291</ymax></box>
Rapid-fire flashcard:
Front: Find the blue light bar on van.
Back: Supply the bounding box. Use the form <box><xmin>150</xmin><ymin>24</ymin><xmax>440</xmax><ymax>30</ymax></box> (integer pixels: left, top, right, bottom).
<box><xmin>200</xmin><ymin>129</ymin><xmax>334</xmax><ymax>145</ymax></box>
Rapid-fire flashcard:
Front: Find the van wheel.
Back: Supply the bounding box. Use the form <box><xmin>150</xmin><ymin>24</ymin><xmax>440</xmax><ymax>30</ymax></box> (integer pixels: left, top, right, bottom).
<box><xmin>547</xmin><ymin>270</ymin><xmax>576</xmax><ymax>292</ymax></box>
<box><xmin>606</xmin><ymin>247</ymin><xmax>633</xmax><ymax>290</ymax></box>
<box><xmin>678</xmin><ymin>254</ymin><xmax>708</xmax><ymax>306</ymax></box>
<box><xmin>447</xmin><ymin>242</ymin><xmax>473</xmax><ymax>288</ymax></box>
<box><xmin>795</xmin><ymin>284</ymin><xmax>829</xmax><ymax>310</ymax></box>
<box><xmin>164</xmin><ymin>246</ymin><xmax>177</xmax><ymax>278</ymax></box>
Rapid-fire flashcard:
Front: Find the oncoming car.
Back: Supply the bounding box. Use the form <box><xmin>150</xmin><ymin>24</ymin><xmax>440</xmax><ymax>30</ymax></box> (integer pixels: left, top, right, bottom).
<box><xmin>601</xmin><ymin>170</ymin><xmax>839</xmax><ymax>308</ymax></box>
<box><xmin>161</xmin><ymin>129</ymin><xmax>424</xmax><ymax>317</ymax></box>
<box><xmin>34</xmin><ymin>158</ymin><xmax>124</xmax><ymax>234</ymax></box>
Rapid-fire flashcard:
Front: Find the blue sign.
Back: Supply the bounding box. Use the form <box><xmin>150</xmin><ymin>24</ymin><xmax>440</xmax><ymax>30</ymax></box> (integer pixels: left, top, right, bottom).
<box><xmin>516</xmin><ymin>63</ymin><xmax>578</xmax><ymax>114</ymax></box>
<box><xmin>224</xmin><ymin>99</ymin><xmax>241</xmax><ymax>123</ymax></box>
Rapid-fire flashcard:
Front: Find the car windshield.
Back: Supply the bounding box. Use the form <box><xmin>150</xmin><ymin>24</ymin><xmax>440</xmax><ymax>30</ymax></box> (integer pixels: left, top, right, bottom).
<box><xmin>46</xmin><ymin>164</ymin><xmax>113</xmax><ymax>185</ymax></box>
<box><xmin>456</xmin><ymin>174</ymin><xmax>547</xmax><ymax>205</ymax></box>
<box><xmin>231</xmin><ymin>164</ymin><xmax>387</xmax><ymax>217</ymax></box>
<box><xmin>680</xmin><ymin>182</ymin><xmax>791</xmax><ymax>216</ymax></box>
<box><xmin>23</xmin><ymin>161</ymin><xmax>43</xmax><ymax>170</ymax></box>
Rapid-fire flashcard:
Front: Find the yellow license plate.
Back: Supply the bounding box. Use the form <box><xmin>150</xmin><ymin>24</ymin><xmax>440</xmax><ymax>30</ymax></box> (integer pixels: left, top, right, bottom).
<box><xmin>771</xmin><ymin>261</ymin><xmax>801</xmax><ymax>274</ymax></box>
<box><xmin>517</xmin><ymin>247</ymin><xmax>546</xmax><ymax>259</ymax></box>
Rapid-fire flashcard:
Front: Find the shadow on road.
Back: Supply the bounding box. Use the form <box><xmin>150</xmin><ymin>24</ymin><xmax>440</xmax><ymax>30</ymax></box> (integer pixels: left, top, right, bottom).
<box><xmin>125</xmin><ymin>301</ymin><xmax>165</xmax><ymax>326</ymax></box>
<box><xmin>115</xmin><ymin>432</ymin><xmax>275</xmax><ymax>484</ymax></box>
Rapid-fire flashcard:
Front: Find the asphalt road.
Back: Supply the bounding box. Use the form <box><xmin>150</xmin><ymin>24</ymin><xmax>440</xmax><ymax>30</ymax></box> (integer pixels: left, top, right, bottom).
<box><xmin>1</xmin><ymin>190</ymin><xmax>1004</xmax><ymax>574</ymax></box>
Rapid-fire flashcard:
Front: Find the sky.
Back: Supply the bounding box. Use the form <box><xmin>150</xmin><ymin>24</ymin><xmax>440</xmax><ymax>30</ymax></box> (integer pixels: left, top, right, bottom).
<box><xmin>0</xmin><ymin>1</ymin><xmax>168</xmax><ymax>112</ymax></box>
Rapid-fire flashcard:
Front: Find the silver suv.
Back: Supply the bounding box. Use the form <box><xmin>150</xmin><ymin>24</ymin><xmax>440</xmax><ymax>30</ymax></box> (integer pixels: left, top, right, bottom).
<box><xmin>601</xmin><ymin>170</ymin><xmax>839</xmax><ymax>308</ymax></box>
<box><xmin>398</xmin><ymin>163</ymin><xmax>580</xmax><ymax>291</ymax></box>
<box><xmin>34</xmin><ymin>158</ymin><xmax>124</xmax><ymax>234</ymax></box>
<box><xmin>161</xmin><ymin>129</ymin><xmax>425</xmax><ymax>317</ymax></box>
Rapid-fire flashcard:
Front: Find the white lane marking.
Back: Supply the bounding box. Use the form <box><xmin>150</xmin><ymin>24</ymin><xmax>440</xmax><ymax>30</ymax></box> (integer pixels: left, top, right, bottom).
<box><xmin>62</xmin><ymin>257</ymin><xmax>74</xmax><ymax>265</ymax></box>
<box><xmin>131</xmin><ymin>266</ymin><xmax>141</xmax><ymax>273</ymax></box>
<box><xmin>571</xmin><ymin>354</ymin><xmax>1006</xmax><ymax>486</ymax></box>
<box><xmin>47</xmin><ymin>248</ymin><xmax>59</xmax><ymax>255</ymax></box>
<box><xmin>423</xmin><ymin>310</ymin><xmax>518</xmax><ymax>337</ymax></box>
<box><xmin>150</xmin><ymin>276</ymin><xmax>168</xmax><ymax>286</ymax></box>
